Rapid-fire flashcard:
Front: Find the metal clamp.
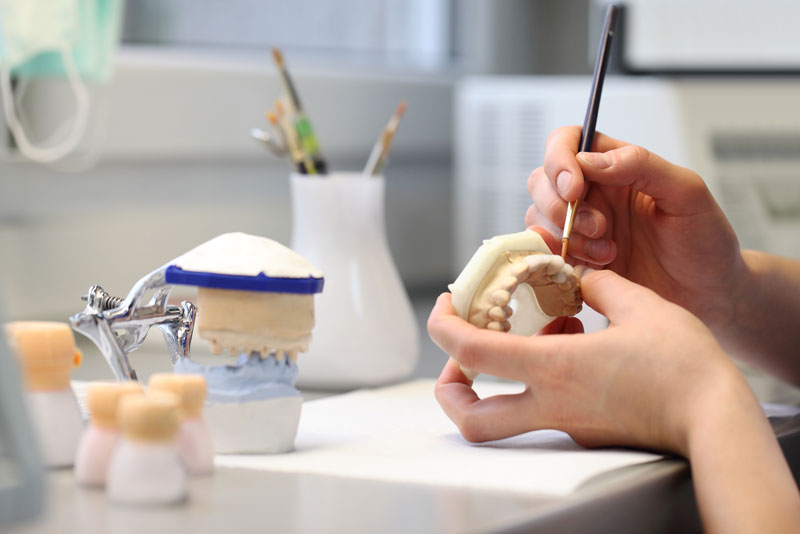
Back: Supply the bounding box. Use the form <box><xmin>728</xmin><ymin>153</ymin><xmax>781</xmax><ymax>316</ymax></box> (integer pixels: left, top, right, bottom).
<box><xmin>69</xmin><ymin>264</ymin><xmax>196</xmax><ymax>381</ymax></box>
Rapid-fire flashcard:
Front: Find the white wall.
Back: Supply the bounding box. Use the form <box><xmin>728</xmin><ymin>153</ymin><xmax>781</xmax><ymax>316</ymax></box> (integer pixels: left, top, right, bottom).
<box><xmin>0</xmin><ymin>48</ymin><xmax>455</xmax><ymax>320</ymax></box>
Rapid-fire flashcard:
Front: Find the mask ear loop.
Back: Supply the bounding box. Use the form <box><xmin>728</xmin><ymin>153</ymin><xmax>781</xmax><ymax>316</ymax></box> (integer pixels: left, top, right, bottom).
<box><xmin>0</xmin><ymin>44</ymin><xmax>90</xmax><ymax>163</ymax></box>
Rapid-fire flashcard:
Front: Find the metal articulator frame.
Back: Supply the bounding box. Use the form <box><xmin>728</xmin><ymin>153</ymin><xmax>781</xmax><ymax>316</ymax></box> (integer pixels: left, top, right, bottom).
<box><xmin>69</xmin><ymin>264</ymin><xmax>197</xmax><ymax>381</ymax></box>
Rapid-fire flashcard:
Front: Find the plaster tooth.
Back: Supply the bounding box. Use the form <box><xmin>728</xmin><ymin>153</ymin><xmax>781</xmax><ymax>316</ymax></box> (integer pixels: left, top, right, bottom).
<box><xmin>552</xmin><ymin>272</ymin><xmax>567</xmax><ymax>283</ymax></box>
<box><xmin>503</xmin><ymin>306</ymin><xmax>513</xmax><ymax>317</ymax></box>
<box><xmin>490</xmin><ymin>289</ymin><xmax>511</xmax><ymax>306</ymax></box>
<box><xmin>209</xmin><ymin>340</ymin><xmax>223</xmax><ymax>355</ymax></box>
<box><xmin>288</xmin><ymin>349</ymin><xmax>299</xmax><ymax>362</ymax></box>
<box><xmin>557</xmin><ymin>281</ymin><xmax>574</xmax><ymax>291</ymax></box>
<box><xmin>487</xmin><ymin>321</ymin><xmax>503</xmax><ymax>331</ymax></box>
<box><xmin>274</xmin><ymin>351</ymin><xmax>284</xmax><ymax>362</ymax></box>
<box><xmin>470</xmin><ymin>311</ymin><xmax>487</xmax><ymax>324</ymax></box>
<box><xmin>523</xmin><ymin>254</ymin><xmax>548</xmax><ymax>268</ymax></box>
<box><xmin>501</xmin><ymin>276</ymin><xmax>518</xmax><ymax>289</ymax></box>
<box><xmin>488</xmin><ymin>306</ymin><xmax>506</xmax><ymax>321</ymax></box>
<box><xmin>563</xmin><ymin>264</ymin><xmax>574</xmax><ymax>277</ymax></box>
<box><xmin>510</xmin><ymin>262</ymin><xmax>529</xmax><ymax>277</ymax></box>
<box><xmin>546</xmin><ymin>256</ymin><xmax>565</xmax><ymax>274</ymax></box>
<box><xmin>502</xmin><ymin>322</ymin><xmax>511</xmax><ymax>332</ymax></box>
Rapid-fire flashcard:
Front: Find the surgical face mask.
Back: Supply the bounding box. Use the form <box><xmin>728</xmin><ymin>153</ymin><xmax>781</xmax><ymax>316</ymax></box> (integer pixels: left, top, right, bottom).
<box><xmin>0</xmin><ymin>0</ymin><xmax>123</xmax><ymax>164</ymax></box>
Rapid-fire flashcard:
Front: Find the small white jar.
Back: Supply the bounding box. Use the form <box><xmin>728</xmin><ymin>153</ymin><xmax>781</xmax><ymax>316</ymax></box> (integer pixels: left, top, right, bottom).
<box><xmin>3</xmin><ymin>321</ymin><xmax>84</xmax><ymax>468</ymax></box>
<box><xmin>107</xmin><ymin>392</ymin><xmax>187</xmax><ymax>505</ymax></box>
<box><xmin>74</xmin><ymin>381</ymin><xmax>144</xmax><ymax>486</ymax></box>
<box><xmin>149</xmin><ymin>373</ymin><xmax>214</xmax><ymax>475</ymax></box>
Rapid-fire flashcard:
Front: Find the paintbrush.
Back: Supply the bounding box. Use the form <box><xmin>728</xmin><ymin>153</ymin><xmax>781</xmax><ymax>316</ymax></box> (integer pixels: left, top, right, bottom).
<box><xmin>266</xmin><ymin>111</ymin><xmax>287</xmax><ymax>153</ymax></box>
<box><xmin>276</xmin><ymin>99</ymin><xmax>316</xmax><ymax>174</ymax></box>
<box><xmin>363</xmin><ymin>101</ymin><xmax>407</xmax><ymax>176</ymax></box>
<box><xmin>250</xmin><ymin>127</ymin><xmax>286</xmax><ymax>155</ymax></box>
<box><xmin>561</xmin><ymin>4</ymin><xmax>619</xmax><ymax>260</ymax></box>
<box><xmin>271</xmin><ymin>47</ymin><xmax>327</xmax><ymax>174</ymax></box>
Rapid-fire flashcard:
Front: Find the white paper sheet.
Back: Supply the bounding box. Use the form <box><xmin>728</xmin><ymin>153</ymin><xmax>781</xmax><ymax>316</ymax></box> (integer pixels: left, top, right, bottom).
<box><xmin>215</xmin><ymin>379</ymin><xmax>664</xmax><ymax>496</ymax></box>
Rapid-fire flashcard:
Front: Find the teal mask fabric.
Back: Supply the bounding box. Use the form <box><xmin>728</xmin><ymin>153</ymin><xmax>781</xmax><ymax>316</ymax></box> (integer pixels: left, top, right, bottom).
<box><xmin>0</xmin><ymin>0</ymin><xmax>123</xmax><ymax>82</ymax></box>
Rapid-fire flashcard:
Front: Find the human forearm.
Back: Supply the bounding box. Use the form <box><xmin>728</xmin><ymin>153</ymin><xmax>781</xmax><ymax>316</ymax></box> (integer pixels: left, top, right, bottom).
<box><xmin>686</xmin><ymin>376</ymin><xmax>800</xmax><ymax>533</ymax></box>
<box><xmin>719</xmin><ymin>250</ymin><xmax>800</xmax><ymax>384</ymax></box>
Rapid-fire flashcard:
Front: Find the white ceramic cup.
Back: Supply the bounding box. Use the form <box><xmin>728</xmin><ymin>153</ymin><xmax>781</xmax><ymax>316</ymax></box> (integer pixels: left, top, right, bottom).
<box><xmin>290</xmin><ymin>172</ymin><xmax>419</xmax><ymax>389</ymax></box>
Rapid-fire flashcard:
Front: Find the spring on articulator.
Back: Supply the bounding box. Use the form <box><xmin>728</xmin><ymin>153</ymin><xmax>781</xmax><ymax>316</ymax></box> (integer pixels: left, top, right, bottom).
<box><xmin>81</xmin><ymin>286</ymin><xmax>124</xmax><ymax>311</ymax></box>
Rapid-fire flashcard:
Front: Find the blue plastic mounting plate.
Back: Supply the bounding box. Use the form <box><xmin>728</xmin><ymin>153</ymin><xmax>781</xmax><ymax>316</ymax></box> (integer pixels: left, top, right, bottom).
<box><xmin>165</xmin><ymin>265</ymin><xmax>324</xmax><ymax>294</ymax></box>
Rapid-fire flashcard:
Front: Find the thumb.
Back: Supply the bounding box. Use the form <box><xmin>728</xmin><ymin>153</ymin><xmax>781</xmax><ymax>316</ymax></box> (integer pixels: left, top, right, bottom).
<box><xmin>576</xmin><ymin>267</ymin><xmax>658</xmax><ymax>322</ymax></box>
<box><xmin>576</xmin><ymin>145</ymin><xmax>711</xmax><ymax>216</ymax></box>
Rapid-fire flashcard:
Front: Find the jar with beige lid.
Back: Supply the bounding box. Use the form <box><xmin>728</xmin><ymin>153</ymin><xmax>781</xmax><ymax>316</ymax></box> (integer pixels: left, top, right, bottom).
<box><xmin>3</xmin><ymin>321</ymin><xmax>83</xmax><ymax>467</ymax></box>
<box><xmin>148</xmin><ymin>373</ymin><xmax>214</xmax><ymax>476</ymax></box>
<box><xmin>74</xmin><ymin>382</ymin><xmax>143</xmax><ymax>486</ymax></box>
<box><xmin>106</xmin><ymin>392</ymin><xmax>187</xmax><ymax>504</ymax></box>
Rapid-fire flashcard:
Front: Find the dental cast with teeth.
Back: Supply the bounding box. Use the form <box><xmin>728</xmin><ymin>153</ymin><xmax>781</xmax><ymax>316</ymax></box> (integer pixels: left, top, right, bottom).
<box><xmin>168</xmin><ymin>232</ymin><xmax>324</xmax><ymax>454</ymax></box>
<box><xmin>450</xmin><ymin>230</ymin><xmax>581</xmax><ymax>336</ymax></box>
<box><xmin>447</xmin><ymin>229</ymin><xmax>583</xmax><ymax>379</ymax></box>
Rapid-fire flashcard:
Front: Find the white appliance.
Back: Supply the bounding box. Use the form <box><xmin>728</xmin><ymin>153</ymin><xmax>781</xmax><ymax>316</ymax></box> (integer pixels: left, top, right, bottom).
<box><xmin>455</xmin><ymin>76</ymin><xmax>800</xmax><ymax>268</ymax></box>
<box><xmin>609</xmin><ymin>0</ymin><xmax>800</xmax><ymax>73</ymax></box>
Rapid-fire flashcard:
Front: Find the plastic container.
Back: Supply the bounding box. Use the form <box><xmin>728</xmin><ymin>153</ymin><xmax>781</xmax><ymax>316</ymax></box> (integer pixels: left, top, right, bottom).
<box><xmin>3</xmin><ymin>321</ymin><xmax>83</xmax><ymax>468</ymax></box>
<box><xmin>74</xmin><ymin>381</ymin><xmax>144</xmax><ymax>487</ymax></box>
<box><xmin>107</xmin><ymin>392</ymin><xmax>186</xmax><ymax>505</ymax></box>
<box><xmin>149</xmin><ymin>373</ymin><xmax>214</xmax><ymax>475</ymax></box>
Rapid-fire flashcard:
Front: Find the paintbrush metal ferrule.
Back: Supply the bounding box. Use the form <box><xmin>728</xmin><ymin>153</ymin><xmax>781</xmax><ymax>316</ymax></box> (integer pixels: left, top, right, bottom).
<box><xmin>561</xmin><ymin>199</ymin><xmax>580</xmax><ymax>259</ymax></box>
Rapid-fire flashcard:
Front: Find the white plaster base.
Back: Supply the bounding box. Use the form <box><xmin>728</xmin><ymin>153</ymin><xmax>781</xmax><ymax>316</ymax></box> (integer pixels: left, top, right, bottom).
<box><xmin>205</xmin><ymin>396</ymin><xmax>302</xmax><ymax>454</ymax></box>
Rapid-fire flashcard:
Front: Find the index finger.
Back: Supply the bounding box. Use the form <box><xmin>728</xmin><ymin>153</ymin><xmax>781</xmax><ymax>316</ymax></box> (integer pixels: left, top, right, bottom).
<box><xmin>543</xmin><ymin>126</ymin><xmax>628</xmax><ymax>201</ymax></box>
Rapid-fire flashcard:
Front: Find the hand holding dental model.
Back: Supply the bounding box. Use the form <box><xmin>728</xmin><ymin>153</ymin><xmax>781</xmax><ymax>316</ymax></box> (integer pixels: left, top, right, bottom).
<box><xmin>431</xmin><ymin>130</ymin><xmax>800</xmax><ymax>533</ymax></box>
<box><xmin>447</xmin><ymin>229</ymin><xmax>581</xmax><ymax>379</ymax></box>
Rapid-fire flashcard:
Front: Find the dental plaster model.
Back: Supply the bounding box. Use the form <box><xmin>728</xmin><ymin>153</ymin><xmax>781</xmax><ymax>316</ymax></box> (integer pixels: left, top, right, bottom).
<box><xmin>167</xmin><ymin>232</ymin><xmax>324</xmax><ymax>454</ymax></box>
<box><xmin>449</xmin><ymin>229</ymin><xmax>582</xmax><ymax>378</ymax></box>
<box><xmin>3</xmin><ymin>321</ymin><xmax>83</xmax><ymax>467</ymax></box>
<box><xmin>107</xmin><ymin>392</ymin><xmax>186</xmax><ymax>505</ymax></box>
<box><xmin>70</xmin><ymin>232</ymin><xmax>324</xmax><ymax>454</ymax></box>
<box><xmin>74</xmin><ymin>381</ymin><xmax>144</xmax><ymax>487</ymax></box>
<box><xmin>148</xmin><ymin>373</ymin><xmax>214</xmax><ymax>475</ymax></box>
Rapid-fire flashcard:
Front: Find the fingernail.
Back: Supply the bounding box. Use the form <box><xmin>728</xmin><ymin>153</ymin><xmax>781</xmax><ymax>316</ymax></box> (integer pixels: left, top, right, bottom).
<box><xmin>556</xmin><ymin>171</ymin><xmax>573</xmax><ymax>196</ymax></box>
<box><xmin>577</xmin><ymin>152</ymin><xmax>612</xmax><ymax>169</ymax></box>
<box><xmin>576</xmin><ymin>212</ymin><xmax>599</xmax><ymax>237</ymax></box>
<box><xmin>586</xmin><ymin>239</ymin><xmax>611</xmax><ymax>259</ymax></box>
<box><xmin>574</xmin><ymin>265</ymin><xmax>596</xmax><ymax>279</ymax></box>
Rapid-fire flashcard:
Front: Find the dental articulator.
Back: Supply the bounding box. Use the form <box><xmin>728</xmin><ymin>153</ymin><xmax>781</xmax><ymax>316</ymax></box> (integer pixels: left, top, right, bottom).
<box><xmin>70</xmin><ymin>232</ymin><xmax>324</xmax><ymax>453</ymax></box>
